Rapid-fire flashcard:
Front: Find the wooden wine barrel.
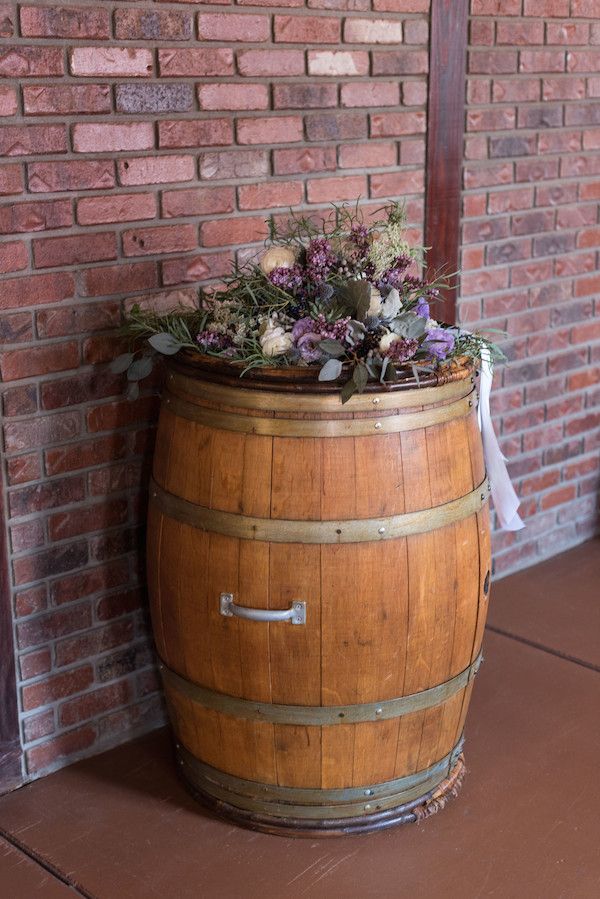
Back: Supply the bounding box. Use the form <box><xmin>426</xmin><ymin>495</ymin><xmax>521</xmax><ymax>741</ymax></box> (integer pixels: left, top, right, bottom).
<box><xmin>147</xmin><ymin>355</ymin><xmax>491</xmax><ymax>836</ymax></box>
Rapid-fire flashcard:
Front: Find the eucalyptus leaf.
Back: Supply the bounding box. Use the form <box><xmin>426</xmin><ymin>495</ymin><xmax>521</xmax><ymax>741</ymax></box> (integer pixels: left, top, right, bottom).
<box><xmin>337</xmin><ymin>280</ymin><xmax>371</xmax><ymax>321</ymax></box>
<box><xmin>318</xmin><ymin>339</ymin><xmax>346</xmax><ymax>358</ymax></box>
<box><xmin>318</xmin><ymin>358</ymin><xmax>343</xmax><ymax>381</ymax></box>
<box><xmin>380</xmin><ymin>288</ymin><xmax>401</xmax><ymax>319</ymax></box>
<box><xmin>340</xmin><ymin>377</ymin><xmax>357</xmax><ymax>405</ymax></box>
<box><xmin>126</xmin><ymin>380</ymin><xmax>140</xmax><ymax>401</ymax></box>
<box><xmin>353</xmin><ymin>362</ymin><xmax>369</xmax><ymax>393</ymax></box>
<box><xmin>148</xmin><ymin>332</ymin><xmax>183</xmax><ymax>355</ymax></box>
<box><xmin>110</xmin><ymin>352</ymin><xmax>134</xmax><ymax>374</ymax></box>
<box><xmin>127</xmin><ymin>355</ymin><xmax>154</xmax><ymax>382</ymax></box>
<box><xmin>380</xmin><ymin>356</ymin><xmax>389</xmax><ymax>383</ymax></box>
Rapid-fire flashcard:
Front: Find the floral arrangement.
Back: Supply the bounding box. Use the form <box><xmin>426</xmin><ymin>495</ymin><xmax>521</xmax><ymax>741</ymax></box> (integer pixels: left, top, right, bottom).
<box><xmin>115</xmin><ymin>203</ymin><xmax>501</xmax><ymax>402</ymax></box>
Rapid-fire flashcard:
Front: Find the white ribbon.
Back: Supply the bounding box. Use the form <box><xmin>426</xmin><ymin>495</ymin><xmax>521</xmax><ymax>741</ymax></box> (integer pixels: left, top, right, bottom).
<box><xmin>477</xmin><ymin>349</ymin><xmax>524</xmax><ymax>531</ymax></box>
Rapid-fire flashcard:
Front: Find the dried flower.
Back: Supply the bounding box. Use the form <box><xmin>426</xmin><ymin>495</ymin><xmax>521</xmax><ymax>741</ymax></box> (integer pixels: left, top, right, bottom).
<box><xmin>260</xmin><ymin>246</ymin><xmax>296</xmax><ymax>275</ymax></box>
<box><xmin>423</xmin><ymin>328</ymin><xmax>455</xmax><ymax>360</ymax></box>
<box><xmin>380</xmin><ymin>335</ymin><xmax>419</xmax><ymax>363</ymax></box>
<box><xmin>260</xmin><ymin>319</ymin><xmax>294</xmax><ymax>357</ymax></box>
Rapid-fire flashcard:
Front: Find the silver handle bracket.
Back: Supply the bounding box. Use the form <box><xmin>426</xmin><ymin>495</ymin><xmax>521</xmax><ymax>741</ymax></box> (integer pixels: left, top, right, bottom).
<box><xmin>219</xmin><ymin>593</ymin><xmax>306</xmax><ymax>625</ymax></box>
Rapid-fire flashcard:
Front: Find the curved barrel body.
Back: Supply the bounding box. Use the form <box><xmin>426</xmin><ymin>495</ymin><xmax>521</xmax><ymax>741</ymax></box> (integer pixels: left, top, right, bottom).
<box><xmin>147</xmin><ymin>359</ymin><xmax>491</xmax><ymax>835</ymax></box>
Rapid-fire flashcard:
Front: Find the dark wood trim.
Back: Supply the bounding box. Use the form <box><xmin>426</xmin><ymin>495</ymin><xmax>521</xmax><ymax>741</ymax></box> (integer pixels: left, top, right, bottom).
<box><xmin>0</xmin><ymin>458</ymin><xmax>22</xmax><ymax>793</ymax></box>
<box><xmin>424</xmin><ymin>0</ymin><xmax>470</xmax><ymax>325</ymax></box>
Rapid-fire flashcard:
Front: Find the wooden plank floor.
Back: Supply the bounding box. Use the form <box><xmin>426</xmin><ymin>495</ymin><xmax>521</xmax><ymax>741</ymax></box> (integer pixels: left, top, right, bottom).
<box><xmin>0</xmin><ymin>539</ymin><xmax>599</xmax><ymax>899</ymax></box>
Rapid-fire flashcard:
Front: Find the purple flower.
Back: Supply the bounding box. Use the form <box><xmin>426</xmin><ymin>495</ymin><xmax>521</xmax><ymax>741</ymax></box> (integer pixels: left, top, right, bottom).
<box><xmin>196</xmin><ymin>330</ymin><xmax>232</xmax><ymax>351</ymax></box>
<box><xmin>415</xmin><ymin>297</ymin><xmax>430</xmax><ymax>318</ymax></box>
<box><xmin>383</xmin><ymin>337</ymin><xmax>419</xmax><ymax>364</ymax></box>
<box><xmin>292</xmin><ymin>317</ymin><xmax>315</xmax><ymax>342</ymax></box>
<box><xmin>268</xmin><ymin>264</ymin><xmax>304</xmax><ymax>294</ymax></box>
<box><xmin>423</xmin><ymin>328</ymin><xmax>455</xmax><ymax>360</ymax></box>
<box><xmin>297</xmin><ymin>332</ymin><xmax>323</xmax><ymax>363</ymax></box>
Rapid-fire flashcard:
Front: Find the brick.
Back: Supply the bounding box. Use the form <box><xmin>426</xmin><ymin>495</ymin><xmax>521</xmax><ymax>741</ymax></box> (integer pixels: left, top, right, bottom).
<box><xmin>23</xmin><ymin>84</ymin><xmax>112</xmax><ymax>116</ymax></box>
<box><xmin>404</xmin><ymin>19</ymin><xmax>428</xmax><ymax>44</ymax></box>
<box><xmin>572</xmin><ymin>0</ymin><xmax>598</xmax><ymax>13</ymax></box>
<box><xmin>371</xmin><ymin>50</ymin><xmax>428</xmax><ymax>76</ymax></box>
<box><xmin>20</xmin><ymin>6</ymin><xmax>109</xmax><ymax>39</ymax></box>
<box><xmin>28</xmin><ymin>159</ymin><xmax>115</xmax><ymax>193</ymax></box>
<box><xmin>1</xmin><ymin>341</ymin><xmax>79</xmax><ymax>382</ymax></box>
<box><xmin>73</xmin><ymin>122</ymin><xmax>154</xmax><ymax>153</ymax></box>
<box><xmin>547</xmin><ymin>22</ymin><xmax>590</xmax><ymax>45</ymax></box>
<box><xmin>82</xmin><ymin>262</ymin><xmax>158</xmax><ymax>297</ymax></box>
<box><xmin>370</xmin><ymin>169</ymin><xmax>424</xmax><ymax>198</ymax></box>
<box><xmin>472</xmin><ymin>0</ymin><xmax>520</xmax><ymax>11</ymax></box>
<box><xmin>49</xmin><ymin>500</ymin><xmax>128</xmax><ymax>542</ymax></box>
<box><xmin>51</xmin><ymin>560</ymin><xmax>130</xmax><ymax>606</ymax></box>
<box><xmin>14</xmin><ymin>541</ymin><xmax>89</xmax><ymax>587</ymax></box>
<box><xmin>237</xmin><ymin>116</ymin><xmax>303</xmax><ymax>145</ymax></box>
<box><xmin>122</xmin><ymin>224</ymin><xmax>197</xmax><ymax>257</ymax></box>
<box><xmin>201</xmin><ymin>215</ymin><xmax>269</xmax><ymax>248</ymax></box>
<box><xmin>37</xmin><ymin>303</ymin><xmax>121</xmax><ymax>339</ymax></box>
<box><xmin>370</xmin><ymin>111</ymin><xmax>426</xmax><ymax>137</ymax></box>
<box><xmin>275</xmin><ymin>15</ymin><xmax>340</xmax><ymax>43</ymax></box>
<box><xmin>237</xmin><ymin>49</ymin><xmax>305</xmax><ymax>77</ymax></box>
<box><xmin>11</xmin><ymin>518</ymin><xmax>45</xmax><ymax>553</ymax></box>
<box><xmin>115</xmin><ymin>83</ymin><xmax>193</xmax><ymax>115</ymax></box>
<box><xmin>77</xmin><ymin>193</ymin><xmax>157</xmax><ymax>226</ymax></box>
<box><xmin>0</xmin><ymin>241</ymin><xmax>28</xmax><ymax>273</ymax></box>
<box><xmin>161</xmin><ymin>186</ymin><xmax>234</xmax><ymax>218</ymax></box>
<box><xmin>200</xmin><ymin>149</ymin><xmax>269</xmax><ymax>180</ymax></box>
<box><xmin>114</xmin><ymin>9</ymin><xmax>192</xmax><ymax>41</ymax></box>
<box><xmin>0</xmin><ymin>125</ymin><xmax>67</xmax><ymax>157</ymax></box>
<box><xmin>0</xmin><ymin>199</ymin><xmax>72</xmax><ymax>235</ymax></box>
<box><xmin>523</xmin><ymin>0</ymin><xmax>569</xmax><ymax>13</ymax></box>
<box><xmin>87</xmin><ymin>459</ymin><xmax>146</xmax><ymax>496</ymax></box>
<box><xmin>489</xmin><ymin>135</ymin><xmax>537</xmax><ymax>158</ymax></box>
<box><xmin>273</xmin><ymin>146</ymin><xmax>337</xmax><ymax>175</ymax></box>
<box><xmin>344</xmin><ymin>17</ymin><xmax>402</xmax><ymax>43</ymax></box>
<box><xmin>97</xmin><ymin>642</ymin><xmax>152</xmax><ymax>684</ymax></box>
<box><xmin>199</xmin><ymin>12</ymin><xmax>269</xmax><ymax>41</ymax></box>
<box><xmin>96</xmin><ymin>589</ymin><xmax>142</xmax><ymax>621</ymax></box>
<box><xmin>470</xmin><ymin>20</ymin><xmax>494</xmax><ymax>46</ymax></box>
<box><xmin>158</xmin><ymin>119</ymin><xmax>232</xmax><ymax>149</ymax></box>
<box><xmin>17</xmin><ymin>605</ymin><xmax>92</xmax><ymax>652</ymax></box>
<box><xmin>520</xmin><ymin>51</ymin><xmax>566</xmax><ymax>73</ymax></box>
<box><xmin>26</xmin><ymin>726</ymin><xmax>96</xmax><ymax>775</ymax></box>
<box><xmin>540</xmin><ymin>485</ymin><xmax>577</xmax><ymax>511</ymax></box>
<box><xmin>308</xmin><ymin>50</ymin><xmax>369</xmax><ymax>77</ymax></box>
<box><xmin>469</xmin><ymin>50</ymin><xmax>518</xmax><ymax>75</ymax></box>
<box><xmin>273</xmin><ymin>84</ymin><xmax>338</xmax><ymax>110</ymax></box>
<box><xmin>22</xmin><ymin>664</ymin><xmax>93</xmax><ymax>712</ymax></box>
<box><xmin>307</xmin><ymin>174</ymin><xmax>367</xmax><ymax>204</ymax></box>
<box><xmin>90</xmin><ymin>525</ymin><xmax>141</xmax><ymax>563</ymax></box>
<box><xmin>306</xmin><ymin>112</ymin><xmax>367</xmax><ymax>141</ymax></box>
<box><xmin>339</xmin><ymin>142</ymin><xmax>396</xmax><ymax>169</ymax></box>
<box><xmin>0</xmin><ymin>3</ymin><xmax>15</xmax><ymax>37</ymax></box>
<box><xmin>0</xmin><ymin>164</ymin><xmax>23</xmax><ymax>195</ymax></box>
<box><xmin>14</xmin><ymin>585</ymin><xmax>47</xmax><ymax>618</ymax></box>
<box><xmin>22</xmin><ymin>710</ymin><xmax>55</xmax><ymax>743</ymax></box>
<box><xmin>402</xmin><ymin>81</ymin><xmax>428</xmax><ymax>106</ymax></box>
<box><xmin>162</xmin><ymin>251</ymin><xmax>233</xmax><ymax>286</ymax></box>
<box><xmin>33</xmin><ymin>232</ymin><xmax>117</xmax><ymax>269</ymax></box>
<box><xmin>117</xmin><ymin>155</ymin><xmax>195</xmax><ymax>186</ymax></box>
<box><xmin>84</xmin><ymin>394</ymin><xmax>157</xmax><ymax>434</ymax></box>
<box><xmin>467</xmin><ymin>108</ymin><xmax>516</xmax><ymax>132</ymax></box>
<box><xmin>0</xmin><ymin>85</ymin><xmax>17</xmax><ymax>116</ymax></box>
<box><xmin>341</xmin><ymin>82</ymin><xmax>399</xmax><ymax>108</ymax></box>
<box><xmin>69</xmin><ymin>47</ymin><xmax>153</xmax><ymax>78</ymax></box>
<box><xmin>239</xmin><ymin>180</ymin><xmax>303</xmax><ymax>211</ymax></box>
<box><xmin>2</xmin><ymin>382</ymin><xmax>36</xmax><ymax>415</ymax></box>
<box><xmin>2</xmin><ymin>272</ymin><xmax>75</xmax><ymax>310</ymax></box>
<box><xmin>0</xmin><ymin>46</ymin><xmax>63</xmax><ymax>77</ymax></box>
<box><xmin>59</xmin><ymin>681</ymin><xmax>131</xmax><ymax>727</ymax></box>
<box><xmin>199</xmin><ymin>83</ymin><xmax>269</xmax><ymax>111</ymax></box>
<box><xmin>492</xmin><ymin>78</ymin><xmax>540</xmax><ymax>103</ymax></box>
<box><xmin>20</xmin><ymin>650</ymin><xmax>52</xmax><ymax>682</ymax></box>
<box><xmin>158</xmin><ymin>48</ymin><xmax>233</xmax><ymax>77</ymax></box>
<box><xmin>497</xmin><ymin>20</ymin><xmax>544</xmax><ymax>45</ymax></box>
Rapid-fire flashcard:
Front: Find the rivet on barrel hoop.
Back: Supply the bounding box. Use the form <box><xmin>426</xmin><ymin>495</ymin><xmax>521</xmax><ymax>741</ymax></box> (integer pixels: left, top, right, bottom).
<box><xmin>374</xmin><ymin>422</ymin><xmax>382</xmax><ymax>430</ymax></box>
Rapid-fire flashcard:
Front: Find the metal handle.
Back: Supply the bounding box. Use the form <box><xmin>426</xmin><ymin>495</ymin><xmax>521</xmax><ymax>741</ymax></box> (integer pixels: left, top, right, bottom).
<box><xmin>219</xmin><ymin>593</ymin><xmax>306</xmax><ymax>625</ymax></box>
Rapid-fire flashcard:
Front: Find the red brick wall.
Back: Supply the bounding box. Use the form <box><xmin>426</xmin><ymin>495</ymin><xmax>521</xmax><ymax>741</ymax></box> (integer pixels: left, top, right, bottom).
<box><xmin>0</xmin><ymin>1</ymin><xmax>430</xmax><ymax>778</ymax></box>
<box><xmin>461</xmin><ymin>0</ymin><xmax>600</xmax><ymax>576</ymax></box>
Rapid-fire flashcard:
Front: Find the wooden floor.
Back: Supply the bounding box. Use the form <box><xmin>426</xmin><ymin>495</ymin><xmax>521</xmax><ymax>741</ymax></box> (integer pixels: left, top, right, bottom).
<box><xmin>0</xmin><ymin>538</ymin><xmax>599</xmax><ymax>899</ymax></box>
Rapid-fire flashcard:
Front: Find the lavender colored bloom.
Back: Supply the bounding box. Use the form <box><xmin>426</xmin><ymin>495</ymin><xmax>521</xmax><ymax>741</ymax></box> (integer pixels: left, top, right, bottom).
<box><xmin>297</xmin><ymin>332</ymin><xmax>323</xmax><ymax>363</ymax></box>
<box><xmin>196</xmin><ymin>330</ymin><xmax>232</xmax><ymax>351</ymax></box>
<box><xmin>415</xmin><ymin>297</ymin><xmax>430</xmax><ymax>318</ymax></box>
<box><xmin>268</xmin><ymin>263</ymin><xmax>304</xmax><ymax>294</ymax></box>
<box><xmin>383</xmin><ymin>337</ymin><xmax>419</xmax><ymax>363</ymax></box>
<box><xmin>292</xmin><ymin>317</ymin><xmax>315</xmax><ymax>342</ymax></box>
<box><xmin>423</xmin><ymin>327</ymin><xmax>455</xmax><ymax>360</ymax></box>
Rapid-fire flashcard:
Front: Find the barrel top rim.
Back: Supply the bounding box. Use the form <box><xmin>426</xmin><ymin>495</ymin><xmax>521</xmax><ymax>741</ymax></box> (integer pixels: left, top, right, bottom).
<box><xmin>169</xmin><ymin>351</ymin><xmax>475</xmax><ymax>395</ymax></box>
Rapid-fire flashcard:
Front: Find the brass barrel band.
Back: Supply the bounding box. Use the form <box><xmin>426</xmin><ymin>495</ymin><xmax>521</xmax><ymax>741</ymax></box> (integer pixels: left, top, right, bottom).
<box><xmin>167</xmin><ymin>369</ymin><xmax>474</xmax><ymax>413</ymax></box>
<box><xmin>160</xmin><ymin>651</ymin><xmax>483</xmax><ymax>727</ymax></box>
<box><xmin>162</xmin><ymin>389</ymin><xmax>475</xmax><ymax>438</ymax></box>
<box><xmin>175</xmin><ymin>737</ymin><xmax>465</xmax><ymax>820</ymax></box>
<box><xmin>150</xmin><ymin>476</ymin><xmax>490</xmax><ymax>545</ymax></box>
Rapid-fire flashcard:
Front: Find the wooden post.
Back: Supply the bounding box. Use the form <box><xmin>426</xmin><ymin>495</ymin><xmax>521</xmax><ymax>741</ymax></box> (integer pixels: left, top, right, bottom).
<box><xmin>0</xmin><ymin>461</ymin><xmax>22</xmax><ymax>793</ymax></box>
<box><xmin>424</xmin><ymin>0</ymin><xmax>470</xmax><ymax>325</ymax></box>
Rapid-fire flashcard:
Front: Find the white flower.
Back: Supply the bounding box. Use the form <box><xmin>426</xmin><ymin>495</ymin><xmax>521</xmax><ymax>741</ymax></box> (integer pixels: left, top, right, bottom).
<box><xmin>378</xmin><ymin>331</ymin><xmax>398</xmax><ymax>353</ymax></box>
<box><xmin>260</xmin><ymin>246</ymin><xmax>297</xmax><ymax>275</ymax></box>
<box><xmin>260</xmin><ymin>320</ymin><xmax>294</xmax><ymax>357</ymax></box>
<box><xmin>425</xmin><ymin>318</ymin><xmax>439</xmax><ymax>331</ymax></box>
<box><xmin>368</xmin><ymin>286</ymin><xmax>383</xmax><ymax>316</ymax></box>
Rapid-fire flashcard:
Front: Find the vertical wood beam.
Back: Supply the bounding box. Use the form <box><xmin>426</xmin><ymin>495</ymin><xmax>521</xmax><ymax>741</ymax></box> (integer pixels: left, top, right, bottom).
<box><xmin>0</xmin><ymin>460</ymin><xmax>22</xmax><ymax>793</ymax></box>
<box><xmin>424</xmin><ymin>0</ymin><xmax>470</xmax><ymax>324</ymax></box>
